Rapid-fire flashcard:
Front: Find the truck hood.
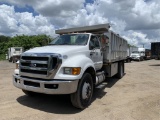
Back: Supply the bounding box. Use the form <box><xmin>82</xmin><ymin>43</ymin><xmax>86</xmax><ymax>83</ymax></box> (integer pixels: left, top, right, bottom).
<box><xmin>25</xmin><ymin>45</ymin><xmax>87</xmax><ymax>55</ymax></box>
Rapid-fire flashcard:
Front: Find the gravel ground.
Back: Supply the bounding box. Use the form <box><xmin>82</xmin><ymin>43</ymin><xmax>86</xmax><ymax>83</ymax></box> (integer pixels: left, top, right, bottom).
<box><xmin>0</xmin><ymin>60</ymin><xmax>160</xmax><ymax>120</ymax></box>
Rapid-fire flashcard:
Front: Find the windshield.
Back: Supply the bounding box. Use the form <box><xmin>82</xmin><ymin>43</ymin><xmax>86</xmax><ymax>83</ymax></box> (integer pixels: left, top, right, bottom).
<box><xmin>132</xmin><ymin>51</ymin><xmax>139</xmax><ymax>54</ymax></box>
<box><xmin>49</xmin><ymin>34</ymin><xmax>89</xmax><ymax>45</ymax></box>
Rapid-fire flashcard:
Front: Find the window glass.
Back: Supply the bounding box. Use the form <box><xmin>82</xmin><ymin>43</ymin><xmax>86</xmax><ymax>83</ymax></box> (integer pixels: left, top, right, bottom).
<box><xmin>132</xmin><ymin>51</ymin><xmax>139</xmax><ymax>53</ymax></box>
<box><xmin>15</xmin><ymin>48</ymin><xmax>21</xmax><ymax>51</ymax></box>
<box><xmin>49</xmin><ymin>34</ymin><xmax>89</xmax><ymax>45</ymax></box>
<box><xmin>89</xmin><ymin>36</ymin><xmax>100</xmax><ymax>49</ymax></box>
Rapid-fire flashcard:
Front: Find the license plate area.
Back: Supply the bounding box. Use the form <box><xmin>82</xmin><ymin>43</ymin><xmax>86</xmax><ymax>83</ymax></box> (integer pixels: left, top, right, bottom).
<box><xmin>24</xmin><ymin>80</ymin><xmax>40</xmax><ymax>87</ymax></box>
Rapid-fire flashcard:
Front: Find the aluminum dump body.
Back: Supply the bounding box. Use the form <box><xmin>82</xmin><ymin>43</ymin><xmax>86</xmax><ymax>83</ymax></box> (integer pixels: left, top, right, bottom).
<box><xmin>103</xmin><ymin>31</ymin><xmax>128</xmax><ymax>63</ymax></box>
<box><xmin>55</xmin><ymin>24</ymin><xmax>128</xmax><ymax>63</ymax></box>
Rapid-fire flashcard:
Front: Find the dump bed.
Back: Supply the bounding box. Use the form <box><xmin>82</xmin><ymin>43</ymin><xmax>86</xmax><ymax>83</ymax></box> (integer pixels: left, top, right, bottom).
<box><xmin>103</xmin><ymin>31</ymin><xmax>128</xmax><ymax>63</ymax></box>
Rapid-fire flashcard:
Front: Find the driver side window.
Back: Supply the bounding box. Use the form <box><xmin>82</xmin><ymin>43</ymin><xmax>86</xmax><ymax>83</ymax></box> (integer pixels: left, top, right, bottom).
<box><xmin>89</xmin><ymin>36</ymin><xmax>100</xmax><ymax>50</ymax></box>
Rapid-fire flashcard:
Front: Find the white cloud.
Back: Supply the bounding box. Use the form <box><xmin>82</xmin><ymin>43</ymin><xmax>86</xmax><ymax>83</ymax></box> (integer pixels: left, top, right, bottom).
<box><xmin>0</xmin><ymin>4</ymin><xmax>55</xmax><ymax>36</ymax></box>
<box><xmin>1</xmin><ymin>0</ymin><xmax>85</xmax><ymax>17</ymax></box>
<box><xmin>92</xmin><ymin>0</ymin><xmax>160</xmax><ymax>31</ymax></box>
<box><xmin>0</xmin><ymin>5</ymin><xmax>17</xmax><ymax>33</ymax></box>
<box><xmin>35</xmin><ymin>0</ymin><xmax>85</xmax><ymax>17</ymax></box>
<box><xmin>122</xmin><ymin>31</ymin><xmax>158</xmax><ymax>48</ymax></box>
<box><xmin>64</xmin><ymin>8</ymin><xmax>108</xmax><ymax>27</ymax></box>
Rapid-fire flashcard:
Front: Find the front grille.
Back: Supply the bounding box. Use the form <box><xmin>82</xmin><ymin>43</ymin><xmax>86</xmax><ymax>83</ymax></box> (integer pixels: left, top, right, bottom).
<box><xmin>21</xmin><ymin>63</ymin><xmax>48</xmax><ymax>68</ymax></box>
<box><xmin>22</xmin><ymin>56</ymin><xmax>48</xmax><ymax>61</ymax></box>
<box><xmin>20</xmin><ymin>54</ymin><xmax>59</xmax><ymax>79</ymax></box>
<box><xmin>131</xmin><ymin>55</ymin><xmax>137</xmax><ymax>57</ymax></box>
<box><xmin>21</xmin><ymin>69</ymin><xmax>47</xmax><ymax>75</ymax></box>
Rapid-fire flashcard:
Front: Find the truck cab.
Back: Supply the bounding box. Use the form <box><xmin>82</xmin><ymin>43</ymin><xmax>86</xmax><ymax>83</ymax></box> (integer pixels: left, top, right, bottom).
<box><xmin>13</xmin><ymin>24</ymin><xmax>127</xmax><ymax>109</ymax></box>
<box><xmin>49</xmin><ymin>33</ymin><xmax>103</xmax><ymax>70</ymax></box>
<box><xmin>130</xmin><ymin>48</ymin><xmax>145</xmax><ymax>61</ymax></box>
<box><xmin>7</xmin><ymin>47</ymin><xmax>23</xmax><ymax>63</ymax></box>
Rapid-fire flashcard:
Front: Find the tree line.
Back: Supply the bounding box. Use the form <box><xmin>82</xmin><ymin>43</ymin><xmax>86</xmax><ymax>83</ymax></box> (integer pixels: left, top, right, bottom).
<box><xmin>0</xmin><ymin>35</ymin><xmax>52</xmax><ymax>60</ymax></box>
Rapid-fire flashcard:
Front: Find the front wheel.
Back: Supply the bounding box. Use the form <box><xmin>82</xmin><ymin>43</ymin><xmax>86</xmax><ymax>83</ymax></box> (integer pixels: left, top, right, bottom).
<box><xmin>70</xmin><ymin>73</ymin><xmax>93</xmax><ymax>109</ymax></box>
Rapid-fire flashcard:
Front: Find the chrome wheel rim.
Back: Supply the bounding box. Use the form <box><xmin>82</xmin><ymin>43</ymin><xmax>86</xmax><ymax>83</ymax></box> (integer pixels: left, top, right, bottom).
<box><xmin>82</xmin><ymin>82</ymin><xmax>91</xmax><ymax>100</ymax></box>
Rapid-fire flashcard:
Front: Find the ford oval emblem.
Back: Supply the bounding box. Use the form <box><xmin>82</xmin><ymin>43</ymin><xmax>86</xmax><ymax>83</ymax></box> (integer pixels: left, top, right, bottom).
<box><xmin>30</xmin><ymin>63</ymin><xmax>37</xmax><ymax>67</ymax></box>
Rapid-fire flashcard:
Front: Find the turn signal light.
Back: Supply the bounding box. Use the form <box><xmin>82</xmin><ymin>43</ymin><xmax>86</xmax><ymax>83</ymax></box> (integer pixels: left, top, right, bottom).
<box><xmin>72</xmin><ymin>67</ymin><xmax>81</xmax><ymax>75</ymax></box>
<box><xmin>64</xmin><ymin>67</ymin><xmax>81</xmax><ymax>75</ymax></box>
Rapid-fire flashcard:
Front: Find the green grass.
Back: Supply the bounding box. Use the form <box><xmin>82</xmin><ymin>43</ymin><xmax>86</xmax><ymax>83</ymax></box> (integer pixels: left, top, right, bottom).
<box><xmin>0</xmin><ymin>54</ymin><xmax>6</xmax><ymax>60</ymax></box>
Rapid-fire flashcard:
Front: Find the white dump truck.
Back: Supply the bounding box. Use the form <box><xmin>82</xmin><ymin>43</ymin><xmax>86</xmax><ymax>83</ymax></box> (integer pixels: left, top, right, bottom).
<box><xmin>130</xmin><ymin>47</ymin><xmax>145</xmax><ymax>61</ymax></box>
<box><xmin>7</xmin><ymin>47</ymin><xmax>23</xmax><ymax>63</ymax></box>
<box><xmin>13</xmin><ymin>24</ymin><xmax>128</xmax><ymax>109</ymax></box>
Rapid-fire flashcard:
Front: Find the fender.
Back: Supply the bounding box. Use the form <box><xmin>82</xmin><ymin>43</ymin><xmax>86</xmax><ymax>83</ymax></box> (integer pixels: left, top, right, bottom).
<box><xmin>54</xmin><ymin>54</ymin><xmax>95</xmax><ymax>80</ymax></box>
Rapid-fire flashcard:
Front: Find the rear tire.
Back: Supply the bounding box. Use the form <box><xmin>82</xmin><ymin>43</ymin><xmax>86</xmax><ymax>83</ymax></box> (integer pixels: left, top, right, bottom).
<box><xmin>9</xmin><ymin>57</ymin><xmax>12</xmax><ymax>62</ymax></box>
<box><xmin>12</xmin><ymin>57</ymin><xmax>15</xmax><ymax>63</ymax></box>
<box><xmin>70</xmin><ymin>73</ymin><xmax>93</xmax><ymax>109</ymax></box>
<box><xmin>116</xmin><ymin>61</ymin><xmax>124</xmax><ymax>79</ymax></box>
<box><xmin>127</xmin><ymin>58</ymin><xmax>131</xmax><ymax>63</ymax></box>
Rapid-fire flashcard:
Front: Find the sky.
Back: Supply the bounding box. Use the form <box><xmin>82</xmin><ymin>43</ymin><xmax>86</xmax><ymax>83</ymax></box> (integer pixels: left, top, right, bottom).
<box><xmin>0</xmin><ymin>0</ymin><xmax>160</xmax><ymax>49</ymax></box>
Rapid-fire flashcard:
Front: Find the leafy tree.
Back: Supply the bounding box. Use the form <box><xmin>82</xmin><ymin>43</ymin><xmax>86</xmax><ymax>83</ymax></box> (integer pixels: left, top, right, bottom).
<box><xmin>0</xmin><ymin>35</ymin><xmax>11</xmax><ymax>54</ymax></box>
<box><xmin>0</xmin><ymin>34</ymin><xmax>52</xmax><ymax>60</ymax></box>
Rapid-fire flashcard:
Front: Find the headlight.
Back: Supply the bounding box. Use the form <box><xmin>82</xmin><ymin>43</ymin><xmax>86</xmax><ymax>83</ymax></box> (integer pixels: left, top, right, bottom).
<box><xmin>16</xmin><ymin>61</ymin><xmax>19</xmax><ymax>69</ymax></box>
<box><xmin>64</xmin><ymin>67</ymin><xmax>81</xmax><ymax>75</ymax></box>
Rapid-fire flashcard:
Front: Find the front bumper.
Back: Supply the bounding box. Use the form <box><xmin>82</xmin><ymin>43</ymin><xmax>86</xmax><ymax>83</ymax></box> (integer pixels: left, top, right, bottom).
<box><xmin>131</xmin><ymin>57</ymin><xmax>140</xmax><ymax>60</ymax></box>
<box><xmin>13</xmin><ymin>74</ymin><xmax>79</xmax><ymax>94</ymax></box>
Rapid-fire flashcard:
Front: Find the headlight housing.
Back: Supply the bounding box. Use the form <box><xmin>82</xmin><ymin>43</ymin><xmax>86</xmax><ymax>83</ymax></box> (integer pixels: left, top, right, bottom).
<box><xmin>64</xmin><ymin>67</ymin><xmax>81</xmax><ymax>75</ymax></box>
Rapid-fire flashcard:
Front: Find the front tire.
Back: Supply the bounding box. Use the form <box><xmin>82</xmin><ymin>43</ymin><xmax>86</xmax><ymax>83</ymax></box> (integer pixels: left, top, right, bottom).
<box><xmin>12</xmin><ymin>57</ymin><xmax>15</xmax><ymax>63</ymax></box>
<box><xmin>70</xmin><ymin>73</ymin><xmax>93</xmax><ymax>109</ymax></box>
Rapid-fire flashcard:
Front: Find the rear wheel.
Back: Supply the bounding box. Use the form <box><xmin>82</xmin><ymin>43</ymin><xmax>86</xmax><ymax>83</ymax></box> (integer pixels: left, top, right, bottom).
<box><xmin>70</xmin><ymin>73</ymin><xmax>93</xmax><ymax>109</ymax></box>
<box><xmin>9</xmin><ymin>57</ymin><xmax>12</xmax><ymax>62</ymax></box>
<box><xmin>127</xmin><ymin>58</ymin><xmax>131</xmax><ymax>62</ymax></box>
<box><xmin>12</xmin><ymin>57</ymin><xmax>15</xmax><ymax>63</ymax></box>
<box><xmin>116</xmin><ymin>61</ymin><xmax>124</xmax><ymax>79</ymax></box>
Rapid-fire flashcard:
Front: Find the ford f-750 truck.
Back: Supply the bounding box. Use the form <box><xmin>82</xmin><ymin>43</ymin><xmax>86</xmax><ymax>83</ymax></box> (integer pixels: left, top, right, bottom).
<box><xmin>13</xmin><ymin>24</ymin><xmax>128</xmax><ymax>109</ymax></box>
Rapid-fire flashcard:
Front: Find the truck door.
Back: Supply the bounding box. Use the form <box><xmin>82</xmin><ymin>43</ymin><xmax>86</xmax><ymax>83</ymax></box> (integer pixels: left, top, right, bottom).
<box><xmin>89</xmin><ymin>35</ymin><xmax>103</xmax><ymax>70</ymax></box>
